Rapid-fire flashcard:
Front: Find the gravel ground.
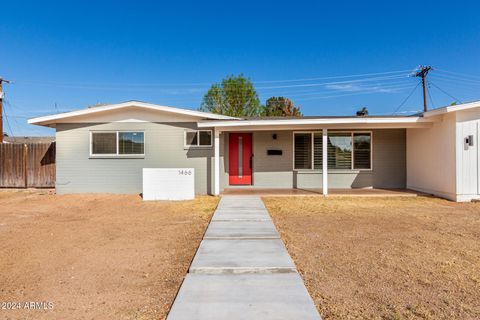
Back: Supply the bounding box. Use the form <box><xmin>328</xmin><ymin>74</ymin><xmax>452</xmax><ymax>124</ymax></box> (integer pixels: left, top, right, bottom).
<box><xmin>263</xmin><ymin>196</ymin><xmax>480</xmax><ymax>320</ymax></box>
<box><xmin>0</xmin><ymin>190</ymin><xmax>218</xmax><ymax>320</ymax></box>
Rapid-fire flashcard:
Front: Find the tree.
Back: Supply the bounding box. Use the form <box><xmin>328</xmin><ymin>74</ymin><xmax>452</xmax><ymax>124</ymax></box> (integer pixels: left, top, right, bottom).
<box><xmin>264</xmin><ymin>97</ymin><xmax>301</xmax><ymax>117</ymax></box>
<box><xmin>200</xmin><ymin>75</ymin><xmax>262</xmax><ymax>117</ymax></box>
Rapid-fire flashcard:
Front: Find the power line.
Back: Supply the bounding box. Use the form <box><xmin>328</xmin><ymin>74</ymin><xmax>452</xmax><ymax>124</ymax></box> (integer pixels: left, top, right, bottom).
<box><xmin>429</xmin><ymin>75</ymin><xmax>480</xmax><ymax>86</ymax></box>
<box><xmin>268</xmin><ymin>83</ymin><xmax>416</xmax><ymax>99</ymax></box>
<box><xmin>2</xmin><ymin>105</ymin><xmax>15</xmax><ymax>138</ymax></box>
<box><xmin>293</xmin><ymin>85</ymin><xmax>414</xmax><ymax>102</ymax></box>
<box><xmin>253</xmin><ymin>69</ymin><xmax>412</xmax><ymax>84</ymax></box>
<box><xmin>257</xmin><ymin>74</ymin><xmax>409</xmax><ymax>90</ymax></box>
<box><xmin>427</xmin><ymin>76</ymin><xmax>480</xmax><ymax>98</ymax></box>
<box><xmin>391</xmin><ymin>81</ymin><xmax>422</xmax><ymax>115</ymax></box>
<box><xmin>428</xmin><ymin>81</ymin><xmax>462</xmax><ymax>104</ymax></box>
<box><xmin>432</xmin><ymin>73</ymin><xmax>480</xmax><ymax>84</ymax></box>
<box><xmin>14</xmin><ymin>69</ymin><xmax>413</xmax><ymax>88</ymax></box>
<box><xmin>426</xmin><ymin>81</ymin><xmax>435</xmax><ymax>109</ymax></box>
<box><xmin>435</xmin><ymin>68</ymin><xmax>480</xmax><ymax>81</ymax></box>
<box><xmin>288</xmin><ymin>85</ymin><xmax>415</xmax><ymax>100</ymax></box>
<box><xmin>9</xmin><ymin>75</ymin><xmax>414</xmax><ymax>96</ymax></box>
<box><xmin>0</xmin><ymin>77</ymin><xmax>11</xmax><ymax>142</ymax></box>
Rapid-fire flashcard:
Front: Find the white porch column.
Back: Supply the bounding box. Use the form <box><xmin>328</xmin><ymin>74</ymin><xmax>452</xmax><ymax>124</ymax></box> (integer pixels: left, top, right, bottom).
<box><xmin>322</xmin><ymin>128</ymin><xmax>328</xmax><ymax>196</ymax></box>
<box><xmin>214</xmin><ymin>129</ymin><xmax>220</xmax><ymax>196</ymax></box>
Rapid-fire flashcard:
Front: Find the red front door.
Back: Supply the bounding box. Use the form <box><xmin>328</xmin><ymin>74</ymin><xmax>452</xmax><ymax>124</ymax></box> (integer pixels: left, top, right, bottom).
<box><xmin>229</xmin><ymin>133</ymin><xmax>253</xmax><ymax>185</ymax></box>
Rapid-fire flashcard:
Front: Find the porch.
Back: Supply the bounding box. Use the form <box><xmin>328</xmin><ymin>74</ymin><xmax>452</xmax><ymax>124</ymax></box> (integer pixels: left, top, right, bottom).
<box><xmin>212</xmin><ymin>127</ymin><xmax>414</xmax><ymax>196</ymax></box>
<box><xmin>222</xmin><ymin>188</ymin><xmax>425</xmax><ymax>197</ymax></box>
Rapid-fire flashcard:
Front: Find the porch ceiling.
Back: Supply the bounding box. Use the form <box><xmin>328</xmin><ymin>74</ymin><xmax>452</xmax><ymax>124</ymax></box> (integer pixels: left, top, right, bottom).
<box><xmin>198</xmin><ymin>117</ymin><xmax>434</xmax><ymax>131</ymax></box>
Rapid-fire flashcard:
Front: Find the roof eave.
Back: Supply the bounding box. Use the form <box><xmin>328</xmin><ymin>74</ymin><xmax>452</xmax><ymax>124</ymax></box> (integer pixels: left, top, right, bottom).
<box><xmin>28</xmin><ymin>100</ymin><xmax>238</xmax><ymax>126</ymax></box>
<box><xmin>423</xmin><ymin>100</ymin><xmax>480</xmax><ymax>118</ymax></box>
<box><xmin>197</xmin><ymin>116</ymin><xmax>433</xmax><ymax>128</ymax></box>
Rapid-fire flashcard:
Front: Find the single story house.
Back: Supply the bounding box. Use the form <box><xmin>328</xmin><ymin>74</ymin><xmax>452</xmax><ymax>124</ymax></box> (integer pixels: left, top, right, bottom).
<box><xmin>28</xmin><ymin>100</ymin><xmax>480</xmax><ymax>202</ymax></box>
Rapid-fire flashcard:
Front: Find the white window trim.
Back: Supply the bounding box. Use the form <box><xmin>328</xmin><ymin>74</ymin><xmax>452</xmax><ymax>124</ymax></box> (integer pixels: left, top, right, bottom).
<box><xmin>292</xmin><ymin>131</ymin><xmax>373</xmax><ymax>172</ymax></box>
<box><xmin>184</xmin><ymin>129</ymin><xmax>213</xmax><ymax>148</ymax></box>
<box><xmin>90</xmin><ymin>130</ymin><xmax>145</xmax><ymax>158</ymax></box>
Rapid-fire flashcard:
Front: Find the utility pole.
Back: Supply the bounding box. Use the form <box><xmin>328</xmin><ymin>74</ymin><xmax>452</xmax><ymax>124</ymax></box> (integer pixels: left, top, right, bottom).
<box><xmin>414</xmin><ymin>66</ymin><xmax>432</xmax><ymax>112</ymax></box>
<box><xmin>0</xmin><ymin>77</ymin><xmax>11</xmax><ymax>143</ymax></box>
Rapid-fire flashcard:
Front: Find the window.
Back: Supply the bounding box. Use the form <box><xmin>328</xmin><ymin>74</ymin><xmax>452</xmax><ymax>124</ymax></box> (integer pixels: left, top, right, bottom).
<box><xmin>185</xmin><ymin>130</ymin><xmax>212</xmax><ymax>147</ymax></box>
<box><xmin>294</xmin><ymin>132</ymin><xmax>323</xmax><ymax>170</ymax></box>
<box><xmin>294</xmin><ymin>133</ymin><xmax>312</xmax><ymax>169</ymax></box>
<box><xmin>91</xmin><ymin>131</ymin><xmax>144</xmax><ymax>156</ymax></box>
<box><xmin>327</xmin><ymin>132</ymin><xmax>352</xmax><ymax>170</ymax></box>
<box><xmin>293</xmin><ymin>131</ymin><xmax>372</xmax><ymax>170</ymax></box>
<box><xmin>313</xmin><ymin>133</ymin><xmax>323</xmax><ymax>169</ymax></box>
<box><xmin>353</xmin><ymin>133</ymin><xmax>371</xmax><ymax>169</ymax></box>
<box><xmin>119</xmin><ymin>132</ymin><xmax>144</xmax><ymax>155</ymax></box>
<box><xmin>185</xmin><ymin>131</ymin><xmax>198</xmax><ymax>146</ymax></box>
<box><xmin>92</xmin><ymin>132</ymin><xmax>117</xmax><ymax>154</ymax></box>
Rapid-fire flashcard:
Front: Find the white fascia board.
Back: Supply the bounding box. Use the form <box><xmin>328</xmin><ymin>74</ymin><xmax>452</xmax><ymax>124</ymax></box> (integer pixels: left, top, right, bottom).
<box><xmin>28</xmin><ymin>100</ymin><xmax>237</xmax><ymax>125</ymax></box>
<box><xmin>198</xmin><ymin>117</ymin><xmax>433</xmax><ymax>128</ymax></box>
<box><xmin>423</xmin><ymin>100</ymin><xmax>480</xmax><ymax>118</ymax></box>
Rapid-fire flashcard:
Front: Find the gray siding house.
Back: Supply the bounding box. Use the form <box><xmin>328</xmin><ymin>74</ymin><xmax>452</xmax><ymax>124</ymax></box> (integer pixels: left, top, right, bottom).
<box><xmin>29</xmin><ymin>100</ymin><xmax>468</xmax><ymax>199</ymax></box>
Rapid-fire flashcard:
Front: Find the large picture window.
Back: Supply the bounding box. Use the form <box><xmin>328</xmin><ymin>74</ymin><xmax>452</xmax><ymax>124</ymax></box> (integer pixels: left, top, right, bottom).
<box><xmin>293</xmin><ymin>131</ymin><xmax>372</xmax><ymax>170</ymax></box>
<box><xmin>91</xmin><ymin>131</ymin><xmax>145</xmax><ymax>156</ymax></box>
<box><xmin>185</xmin><ymin>130</ymin><xmax>212</xmax><ymax>147</ymax></box>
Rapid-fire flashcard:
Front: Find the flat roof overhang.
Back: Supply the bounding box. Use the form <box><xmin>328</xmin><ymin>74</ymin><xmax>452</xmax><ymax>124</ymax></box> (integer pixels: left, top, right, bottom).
<box><xmin>198</xmin><ymin>117</ymin><xmax>434</xmax><ymax>131</ymax></box>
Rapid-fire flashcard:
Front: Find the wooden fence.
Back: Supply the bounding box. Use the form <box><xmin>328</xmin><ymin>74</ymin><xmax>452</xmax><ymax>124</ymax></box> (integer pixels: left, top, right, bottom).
<box><xmin>0</xmin><ymin>142</ymin><xmax>56</xmax><ymax>188</ymax></box>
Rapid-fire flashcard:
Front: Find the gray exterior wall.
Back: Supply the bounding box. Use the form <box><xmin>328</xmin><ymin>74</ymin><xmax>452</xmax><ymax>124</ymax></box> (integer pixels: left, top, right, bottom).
<box><xmin>56</xmin><ymin>123</ymin><xmax>405</xmax><ymax>194</ymax></box>
<box><xmin>56</xmin><ymin>122</ymin><xmax>225</xmax><ymax>194</ymax></box>
<box><xmin>242</xmin><ymin>129</ymin><xmax>406</xmax><ymax>189</ymax></box>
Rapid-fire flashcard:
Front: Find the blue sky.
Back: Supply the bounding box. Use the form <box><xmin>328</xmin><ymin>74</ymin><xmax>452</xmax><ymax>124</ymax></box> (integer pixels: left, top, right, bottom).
<box><xmin>1</xmin><ymin>0</ymin><xmax>480</xmax><ymax>136</ymax></box>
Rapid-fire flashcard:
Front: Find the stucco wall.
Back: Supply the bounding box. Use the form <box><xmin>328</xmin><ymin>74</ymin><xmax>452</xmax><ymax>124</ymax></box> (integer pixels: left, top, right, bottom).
<box><xmin>56</xmin><ymin>122</ymin><xmax>224</xmax><ymax>194</ymax></box>
<box><xmin>406</xmin><ymin>113</ymin><xmax>457</xmax><ymax>200</ymax></box>
<box><xmin>247</xmin><ymin>129</ymin><xmax>406</xmax><ymax>189</ymax></box>
<box><xmin>454</xmin><ymin>109</ymin><xmax>480</xmax><ymax>201</ymax></box>
<box><xmin>56</xmin><ymin>124</ymin><xmax>407</xmax><ymax>194</ymax></box>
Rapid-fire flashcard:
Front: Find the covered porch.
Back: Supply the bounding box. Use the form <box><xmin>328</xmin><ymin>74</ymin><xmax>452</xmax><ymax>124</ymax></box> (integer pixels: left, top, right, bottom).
<box><xmin>222</xmin><ymin>187</ymin><xmax>426</xmax><ymax>197</ymax></box>
<box><xmin>206</xmin><ymin>116</ymin><xmax>433</xmax><ymax>196</ymax></box>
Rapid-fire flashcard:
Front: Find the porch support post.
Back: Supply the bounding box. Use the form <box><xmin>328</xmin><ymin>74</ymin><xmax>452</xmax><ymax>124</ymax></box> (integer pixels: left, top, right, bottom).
<box><xmin>214</xmin><ymin>129</ymin><xmax>220</xmax><ymax>196</ymax></box>
<box><xmin>322</xmin><ymin>128</ymin><xmax>328</xmax><ymax>196</ymax></box>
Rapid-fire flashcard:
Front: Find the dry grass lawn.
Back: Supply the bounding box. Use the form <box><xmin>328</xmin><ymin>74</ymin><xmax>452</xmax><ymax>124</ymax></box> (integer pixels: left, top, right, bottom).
<box><xmin>0</xmin><ymin>190</ymin><xmax>218</xmax><ymax>320</ymax></box>
<box><xmin>263</xmin><ymin>196</ymin><xmax>480</xmax><ymax>320</ymax></box>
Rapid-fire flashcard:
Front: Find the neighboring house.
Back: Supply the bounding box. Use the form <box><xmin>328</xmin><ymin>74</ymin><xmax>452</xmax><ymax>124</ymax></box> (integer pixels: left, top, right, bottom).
<box><xmin>27</xmin><ymin>100</ymin><xmax>480</xmax><ymax>202</ymax></box>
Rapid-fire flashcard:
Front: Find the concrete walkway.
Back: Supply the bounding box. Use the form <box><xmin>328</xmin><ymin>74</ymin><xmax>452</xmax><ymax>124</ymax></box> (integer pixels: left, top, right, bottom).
<box><xmin>167</xmin><ymin>196</ymin><xmax>321</xmax><ymax>320</ymax></box>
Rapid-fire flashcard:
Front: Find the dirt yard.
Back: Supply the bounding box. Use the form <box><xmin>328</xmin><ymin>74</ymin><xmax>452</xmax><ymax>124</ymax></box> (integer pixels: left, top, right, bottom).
<box><xmin>263</xmin><ymin>196</ymin><xmax>480</xmax><ymax>320</ymax></box>
<box><xmin>0</xmin><ymin>190</ymin><xmax>218</xmax><ymax>320</ymax></box>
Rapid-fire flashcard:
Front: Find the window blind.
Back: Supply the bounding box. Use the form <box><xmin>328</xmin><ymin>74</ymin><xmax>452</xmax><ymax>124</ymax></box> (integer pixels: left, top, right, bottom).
<box><xmin>313</xmin><ymin>133</ymin><xmax>323</xmax><ymax>169</ymax></box>
<box><xmin>353</xmin><ymin>133</ymin><xmax>371</xmax><ymax>169</ymax></box>
<box><xmin>92</xmin><ymin>132</ymin><xmax>117</xmax><ymax>154</ymax></box>
<box><xmin>294</xmin><ymin>133</ymin><xmax>312</xmax><ymax>169</ymax></box>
